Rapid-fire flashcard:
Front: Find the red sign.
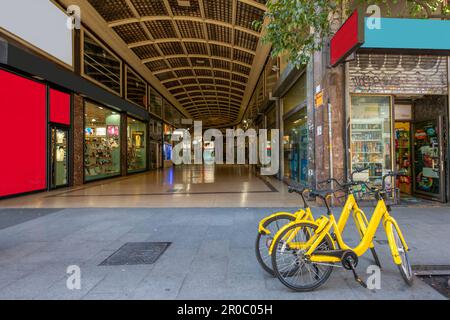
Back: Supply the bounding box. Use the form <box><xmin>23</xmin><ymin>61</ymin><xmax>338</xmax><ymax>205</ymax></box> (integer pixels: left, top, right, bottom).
<box><xmin>330</xmin><ymin>9</ymin><xmax>365</xmax><ymax>67</ymax></box>
<box><xmin>50</xmin><ymin>89</ymin><xmax>71</xmax><ymax>125</ymax></box>
<box><xmin>0</xmin><ymin>69</ymin><xmax>47</xmax><ymax>197</ymax></box>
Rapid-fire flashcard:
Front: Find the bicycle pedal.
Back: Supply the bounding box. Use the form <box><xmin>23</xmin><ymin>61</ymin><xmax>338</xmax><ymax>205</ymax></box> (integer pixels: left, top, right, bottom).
<box><xmin>349</xmin><ymin>264</ymin><xmax>367</xmax><ymax>289</ymax></box>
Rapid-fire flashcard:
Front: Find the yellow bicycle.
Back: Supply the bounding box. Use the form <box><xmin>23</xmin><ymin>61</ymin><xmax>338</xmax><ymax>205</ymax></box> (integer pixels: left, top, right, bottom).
<box><xmin>256</xmin><ymin>168</ymin><xmax>380</xmax><ymax>276</ymax></box>
<box><xmin>270</xmin><ymin>173</ymin><xmax>413</xmax><ymax>291</ymax></box>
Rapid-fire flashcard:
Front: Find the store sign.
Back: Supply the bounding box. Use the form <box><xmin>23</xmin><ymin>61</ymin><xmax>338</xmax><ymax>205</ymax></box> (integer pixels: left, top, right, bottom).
<box><xmin>315</xmin><ymin>91</ymin><xmax>324</xmax><ymax>108</ymax></box>
<box><xmin>330</xmin><ymin>11</ymin><xmax>450</xmax><ymax>67</ymax></box>
<box><xmin>362</xmin><ymin>18</ymin><xmax>450</xmax><ymax>52</ymax></box>
<box><xmin>0</xmin><ymin>0</ymin><xmax>73</xmax><ymax>67</ymax></box>
<box><xmin>395</xmin><ymin>105</ymin><xmax>412</xmax><ymax>121</ymax></box>
<box><xmin>330</xmin><ymin>9</ymin><xmax>364</xmax><ymax>67</ymax></box>
<box><xmin>349</xmin><ymin>54</ymin><xmax>448</xmax><ymax>95</ymax></box>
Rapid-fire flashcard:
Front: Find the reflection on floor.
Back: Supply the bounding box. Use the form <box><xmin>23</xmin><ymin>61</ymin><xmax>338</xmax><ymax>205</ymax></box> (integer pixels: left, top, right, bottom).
<box><xmin>0</xmin><ymin>165</ymin><xmax>306</xmax><ymax>209</ymax></box>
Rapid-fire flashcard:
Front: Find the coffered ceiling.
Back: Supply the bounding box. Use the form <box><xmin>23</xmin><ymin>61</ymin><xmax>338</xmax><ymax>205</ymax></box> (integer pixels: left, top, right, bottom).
<box><xmin>83</xmin><ymin>0</ymin><xmax>268</xmax><ymax>127</ymax></box>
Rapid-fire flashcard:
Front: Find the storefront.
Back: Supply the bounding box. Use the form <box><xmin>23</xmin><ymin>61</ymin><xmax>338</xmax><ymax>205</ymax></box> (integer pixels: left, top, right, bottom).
<box><xmin>149</xmin><ymin>118</ymin><xmax>163</xmax><ymax>169</ymax></box>
<box><xmin>348</xmin><ymin>53</ymin><xmax>449</xmax><ymax>202</ymax></box>
<box><xmin>163</xmin><ymin>124</ymin><xmax>174</xmax><ymax>168</ymax></box>
<box><xmin>282</xmin><ymin>74</ymin><xmax>309</xmax><ymax>184</ymax></box>
<box><xmin>84</xmin><ymin>101</ymin><xmax>121</xmax><ymax>181</ymax></box>
<box><xmin>127</xmin><ymin>117</ymin><xmax>147</xmax><ymax>173</ymax></box>
<box><xmin>329</xmin><ymin>12</ymin><xmax>450</xmax><ymax>202</ymax></box>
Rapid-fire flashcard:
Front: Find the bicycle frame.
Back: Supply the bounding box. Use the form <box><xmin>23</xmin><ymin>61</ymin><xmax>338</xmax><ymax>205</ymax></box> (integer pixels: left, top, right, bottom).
<box><xmin>300</xmin><ymin>198</ymin><xmax>409</xmax><ymax>265</ymax></box>
<box><xmin>268</xmin><ymin>193</ymin><xmax>376</xmax><ymax>255</ymax></box>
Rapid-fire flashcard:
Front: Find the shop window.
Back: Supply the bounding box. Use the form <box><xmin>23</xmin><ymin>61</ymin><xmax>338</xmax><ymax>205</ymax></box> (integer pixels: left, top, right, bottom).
<box><xmin>0</xmin><ymin>69</ymin><xmax>47</xmax><ymax>197</ymax></box>
<box><xmin>283</xmin><ymin>108</ymin><xmax>308</xmax><ymax>184</ymax></box>
<box><xmin>163</xmin><ymin>124</ymin><xmax>173</xmax><ymax>161</ymax></box>
<box><xmin>164</xmin><ymin>100</ymin><xmax>174</xmax><ymax>124</ymax></box>
<box><xmin>83</xmin><ymin>30</ymin><xmax>122</xmax><ymax>95</ymax></box>
<box><xmin>126</xmin><ymin>67</ymin><xmax>147</xmax><ymax>109</ymax></box>
<box><xmin>283</xmin><ymin>74</ymin><xmax>306</xmax><ymax>115</ymax></box>
<box><xmin>84</xmin><ymin>102</ymin><xmax>121</xmax><ymax>181</ymax></box>
<box><xmin>350</xmin><ymin>96</ymin><xmax>392</xmax><ymax>185</ymax></box>
<box><xmin>149</xmin><ymin>88</ymin><xmax>163</xmax><ymax>117</ymax></box>
<box><xmin>127</xmin><ymin>117</ymin><xmax>147</xmax><ymax>173</ymax></box>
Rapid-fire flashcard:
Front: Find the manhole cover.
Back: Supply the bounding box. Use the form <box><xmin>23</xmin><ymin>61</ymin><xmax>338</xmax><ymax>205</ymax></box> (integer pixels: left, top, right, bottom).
<box><xmin>99</xmin><ymin>242</ymin><xmax>171</xmax><ymax>266</ymax></box>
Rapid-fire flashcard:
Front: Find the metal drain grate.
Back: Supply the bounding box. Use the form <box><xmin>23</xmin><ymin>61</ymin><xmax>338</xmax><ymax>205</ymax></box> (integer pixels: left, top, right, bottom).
<box><xmin>99</xmin><ymin>242</ymin><xmax>171</xmax><ymax>266</ymax></box>
<box><xmin>413</xmin><ymin>265</ymin><xmax>450</xmax><ymax>299</ymax></box>
<box><xmin>417</xmin><ymin>275</ymin><xmax>450</xmax><ymax>299</ymax></box>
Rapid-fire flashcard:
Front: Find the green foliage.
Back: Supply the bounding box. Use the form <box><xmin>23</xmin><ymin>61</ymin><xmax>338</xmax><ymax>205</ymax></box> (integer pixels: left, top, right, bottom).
<box><xmin>254</xmin><ymin>0</ymin><xmax>450</xmax><ymax>68</ymax></box>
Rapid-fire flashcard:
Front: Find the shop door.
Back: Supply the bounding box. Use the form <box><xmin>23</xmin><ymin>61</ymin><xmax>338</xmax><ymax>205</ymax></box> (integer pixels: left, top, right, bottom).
<box><xmin>412</xmin><ymin>117</ymin><xmax>446</xmax><ymax>202</ymax></box>
<box><xmin>150</xmin><ymin>142</ymin><xmax>161</xmax><ymax>169</ymax></box>
<box><xmin>50</xmin><ymin>126</ymin><xmax>69</xmax><ymax>189</ymax></box>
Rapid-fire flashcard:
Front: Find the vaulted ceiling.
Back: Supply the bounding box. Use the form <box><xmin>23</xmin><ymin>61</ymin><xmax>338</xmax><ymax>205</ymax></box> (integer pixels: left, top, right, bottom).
<box><xmin>84</xmin><ymin>0</ymin><xmax>268</xmax><ymax>127</ymax></box>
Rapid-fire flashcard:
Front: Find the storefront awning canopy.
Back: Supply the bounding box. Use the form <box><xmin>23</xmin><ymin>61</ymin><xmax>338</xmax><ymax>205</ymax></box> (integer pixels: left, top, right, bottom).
<box><xmin>330</xmin><ymin>9</ymin><xmax>450</xmax><ymax>67</ymax></box>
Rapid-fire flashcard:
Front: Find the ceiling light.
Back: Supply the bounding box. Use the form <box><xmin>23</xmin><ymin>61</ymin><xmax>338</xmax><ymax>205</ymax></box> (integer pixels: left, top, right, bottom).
<box><xmin>177</xmin><ymin>0</ymin><xmax>191</xmax><ymax>7</ymax></box>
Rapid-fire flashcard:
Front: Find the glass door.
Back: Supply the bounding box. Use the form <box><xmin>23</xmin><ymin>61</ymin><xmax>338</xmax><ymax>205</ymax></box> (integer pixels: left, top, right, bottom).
<box><xmin>412</xmin><ymin>117</ymin><xmax>445</xmax><ymax>201</ymax></box>
<box><xmin>50</xmin><ymin>127</ymin><xmax>69</xmax><ymax>189</ymax></box>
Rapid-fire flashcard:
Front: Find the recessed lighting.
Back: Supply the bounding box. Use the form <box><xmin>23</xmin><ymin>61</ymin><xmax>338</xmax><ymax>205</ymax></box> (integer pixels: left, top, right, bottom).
<box><xmin>177</xmin><ymin>0</ymin><xmax>190</xmax><ymax>7</ymax></box>
<box><xmin>98</xmin><ymin>107</ymin><xmax>103</xmax><ymax>110</ymax></box>
<box><xmin>92</xmin><ymin>119</ymin><xmax>97</xmax><ymax>122</ymax></box>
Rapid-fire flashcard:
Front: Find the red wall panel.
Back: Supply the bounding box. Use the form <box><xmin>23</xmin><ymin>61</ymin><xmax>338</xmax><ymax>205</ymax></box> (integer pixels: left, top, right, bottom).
<box><xmin>0</xmin><ymin>69</ymin><xmax>47</xmax><ymax>197</ymax></box>
<box><xmin>49</xmin><ymin>89</ymin><xmax>70</xmax><ymax>125</ymax></box>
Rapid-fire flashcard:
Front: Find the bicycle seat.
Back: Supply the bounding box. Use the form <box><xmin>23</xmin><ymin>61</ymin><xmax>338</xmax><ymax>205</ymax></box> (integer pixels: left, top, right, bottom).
<box><xmin>309</xmin><ymin>189</ymin><xmax>334</xmax><ymax>200</ymax></box>
<box><xmin>287</xmin><ymin>183</ymin><xmax>307</xmax><ymax>194</ymax></box>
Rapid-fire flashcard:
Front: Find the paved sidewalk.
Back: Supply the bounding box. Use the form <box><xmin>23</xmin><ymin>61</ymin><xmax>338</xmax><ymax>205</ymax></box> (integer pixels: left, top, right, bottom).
<box><xmin>0</xmin><ymin>207</ymin><xmax>448</xmax><ymax>300</ymax></box>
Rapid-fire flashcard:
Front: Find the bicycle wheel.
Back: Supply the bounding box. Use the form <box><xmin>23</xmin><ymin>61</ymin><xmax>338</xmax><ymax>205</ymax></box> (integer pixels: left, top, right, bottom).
<box><xmin>255</xmin><ymin>214</ymin><xmax>296</xmax><ymax>276</ymax></box>
<box><xmin>392</xmin><ymin>226</ymin><xmax>414</xmax><ymax>286</ymax></box>
<box><xmin>272</xmin><ymin>222</ymin><xmax>334</xmax><ymax>292</ymax></box>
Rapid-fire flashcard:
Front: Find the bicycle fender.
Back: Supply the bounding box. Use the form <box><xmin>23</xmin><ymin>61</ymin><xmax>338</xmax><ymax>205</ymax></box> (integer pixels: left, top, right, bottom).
<box><xmin>258</xmin><ymin>211</ymin><xmax>302</xmax><ymax>235</ymax></box>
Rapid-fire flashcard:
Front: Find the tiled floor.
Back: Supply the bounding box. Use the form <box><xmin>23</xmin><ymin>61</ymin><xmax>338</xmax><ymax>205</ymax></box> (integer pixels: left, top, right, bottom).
<box><xmin>0</xmin><ymin>164</ymin><xmax>449</xmax><ymax>300</ymax></box>
<box><xmin>0</xmin><ymin>165</ymin><xmax>305</xmax><ymax>209</ymax></box>
<box><xmin>0</xmin><ymin>206</ymin><xmax>447</xmax><ymax>300</ymax></box>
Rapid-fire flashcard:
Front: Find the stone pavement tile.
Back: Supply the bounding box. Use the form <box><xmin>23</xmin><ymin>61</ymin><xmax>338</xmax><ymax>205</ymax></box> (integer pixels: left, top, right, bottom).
<box><xmin>228</xmin><ymin>248</ymin><xmax>260</xmax><ymax>274</ymax></box>
<box><xmin>86</xmin><ymin>266</ymin><xmax>151</xmax><ymax>296</ymax></box>
<box><xmin>132</xmin><ymin>273</ymin><xmax>187</xmax><ymax>300</ymax></box>
<box><xmin>37</xmin><ymin>269</ymin><xmax>107</xmax><ymax>300</ymax></box>
<box><xmin>189</xmin><ymin>255</ymin><xmax>228</xmax><ymax>276</ymax></box>
<box><xmin>151</xmin><ymin>248</ymin><xmax>197</xmax><ymax>276</ymax></box>
<box><xmin>0</xmin><ymin>265</ymin><xmax>67</xmax><ymax>300</ymax></box>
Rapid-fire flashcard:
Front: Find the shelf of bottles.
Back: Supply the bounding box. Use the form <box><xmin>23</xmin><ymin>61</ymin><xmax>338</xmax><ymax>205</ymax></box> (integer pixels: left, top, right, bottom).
<box><xmin>351</xmin><ymin>120</ymin><xmax>389</xmax><ymax>185</ymax></box>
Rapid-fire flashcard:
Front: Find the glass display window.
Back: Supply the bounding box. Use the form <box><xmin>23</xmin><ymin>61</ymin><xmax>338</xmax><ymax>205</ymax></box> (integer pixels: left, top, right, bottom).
<box><xmin>126</xmin><ymin>67</ymin><xmax>147</xmax><ymax>109</ymax></box>
<box><xmin>283</xmin><ymin>74</ymin><xmax>306</xmax><ymax>115</ymax></box>
<box><xmin>84</xmin><ymin>102</ymin><xmax>121</xmax><ymax>181</ymax></box>
<box><xmin>350</xmin><ymin>96</ymin><xmax>392</xmax><ymax>185</ymax></box>
<box><xmin>82</xmin><ymin>30</ymin><xmax>122</xmax><ymax>96</ymax></box>
<box><xmin>149</xmin><ymin>88</ymin><xmax>163</xmax><ymax>117</ymax></box>
<box><xmin>283</xmin><ymin>108</ymin><xmax>308</xmax><ymax>184</ymax></box>
<box><xmin>127</xmin><ymin>117</ymin><xmax>147</xmax><ymax>173</ymax></box>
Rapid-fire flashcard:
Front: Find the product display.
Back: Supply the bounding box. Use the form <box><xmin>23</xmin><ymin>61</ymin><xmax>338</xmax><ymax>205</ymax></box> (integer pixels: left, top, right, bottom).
<box><xmin>127</xmin><ymin>117</ymin><xmax>147</xmax><ymax>173</ymax></box>
<box><xmin>284</xmin><ymin>109</ymin><xmax>308</xmax><ymax>184</ymax></box>
<box><xmin>350</xmin><ymin>96</ymin><xmax>392</xmax><ymax>185</ymax></box>
<box><xmin>84</xmin><ymin>102</ymin><xmax>121</xmax><ymax>181</ymax></box>
<box><xmin>395</xmin><ymin>122</ymin><xmax>412</xmax><ymax>194</ymax></box>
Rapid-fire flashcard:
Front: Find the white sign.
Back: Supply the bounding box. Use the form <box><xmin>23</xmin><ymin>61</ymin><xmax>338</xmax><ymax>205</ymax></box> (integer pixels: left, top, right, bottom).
<box><xmin>395</xmin><ymin>105</ymin><xmax>412</xmax><ymax>121</ymax></box>
<box><xmin>0</xmin><ymin>0</ymin><xmax>73</xmax><ymax>66</ymax></box>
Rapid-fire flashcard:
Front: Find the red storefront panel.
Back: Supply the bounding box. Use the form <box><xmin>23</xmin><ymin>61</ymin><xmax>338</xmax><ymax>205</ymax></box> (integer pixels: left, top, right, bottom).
<box><xmin>49</xmin><ymin>89</ymin><xmax>70</xmax><ymax>125</ymax></box>
<box><xmin>330</xmin><ymin>9</ymin><xmax>364</xmax><ymax>67</ymax></box>
<box><xmin>0</xmin><ymin>69</ymin><xmax>47</xmax><ymax>197</ymax></box>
